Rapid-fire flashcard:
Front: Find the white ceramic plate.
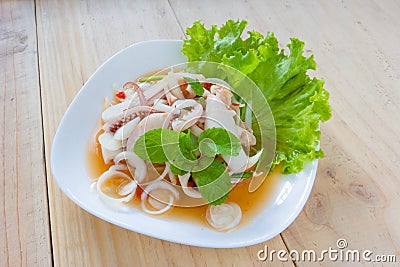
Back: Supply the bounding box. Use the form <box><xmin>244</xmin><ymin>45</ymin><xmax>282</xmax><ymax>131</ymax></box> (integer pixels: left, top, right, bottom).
<box><xmin>51</xmin><ymin>40</ymin><xmax>317</xmax><ymax>248</ymax></box>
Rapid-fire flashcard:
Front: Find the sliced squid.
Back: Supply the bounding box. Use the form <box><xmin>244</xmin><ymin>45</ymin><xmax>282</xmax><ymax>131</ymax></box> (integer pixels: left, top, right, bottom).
<box><xmin>205</xmin><ymin>94</ymin><xmax>248</xmax><ymax>173</ymax></box>
<box><xmin>96</xmin><ymin>169</ymin><xmax>137</xmax><ymax>208</ymax></box>
<box><xmin>206</xmin><ymin>202</ymin><xmax>242</xmax><ymax>232</ymax></box>
<box><xmin>178</xmin><ymin>173</ymin><xmax>202</xmax><ymax>198</ymax></box>
<box><xmin>138</xmin><ymin>112</ymin><xmax>171</xmax><ymax>132</ymax></box>
<box><xmin>236</xmin><ymin>125</ymin><xmax>256</xmax><ymax>150</ymax></box>
<box><xmin>126</xmin><ymin>112</ymin><xmax>172</xmax><ymax>151</ymax></box>
<box><xmin>171</xmin><ymin>99</ymin><xmax>203</xmax><ymax>132</ymax></box>
<box><xmin>144</xmin><ymin>78</ymin><xmax>168</xmax><ymax>103</ymax></box>
<box><xmin>114</xmin><ymin>117</ymin><xmax>140</xmax><ymax>140</ymax></box>
<box><xmin>141</xmin><ymin>181</ymin><xmax>179</xmax><ymax>215</ymax></box>
<box><xmin>210</xmin><ymin>84</ymin><xmax>232</xmax><ymax>106</ymax></box>
<box><xmin>102</xmin><ymin>101</ymin><xmax>131</xmax><ymax>122</ymax></box>
<box><xmin>167</xmin><ymin>72</ymin><xmax>186</xmax><ymax>99</ymax></box>
<box><xmin>94</xmin><ymin>69</ymin><xmax>266</xmax><ymax>232</ymax></box>
<box><xmin>98</xmin><ymin>132</ymin><xmax>123</xmax><ymax>164</ymax></box>
<box><xmin>153</xmin><ymin>99</ymin><xmax>174</xmax><ymax>113</ymax></box>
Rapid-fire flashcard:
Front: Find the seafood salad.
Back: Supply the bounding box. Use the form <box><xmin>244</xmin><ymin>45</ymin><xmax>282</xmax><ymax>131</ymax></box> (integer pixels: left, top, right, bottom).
<box><xmin>95</xmin><ymin>69</ymin><xmax>264</xmax><ymax>232</ymax></box>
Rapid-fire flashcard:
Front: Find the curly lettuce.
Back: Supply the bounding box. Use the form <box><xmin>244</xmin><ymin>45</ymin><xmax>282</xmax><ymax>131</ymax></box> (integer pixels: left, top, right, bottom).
<box><xmin>182</xmin><ymin>20</ymin><xmax>331</xmax><ymax>174</ymax></box>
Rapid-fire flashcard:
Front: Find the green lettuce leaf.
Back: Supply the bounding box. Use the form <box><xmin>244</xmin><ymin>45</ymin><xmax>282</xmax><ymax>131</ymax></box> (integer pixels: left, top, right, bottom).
<box><xmin>182</xmin><ymin>20</ymin><xmax>332</xmax><ymax>174</ymax></box>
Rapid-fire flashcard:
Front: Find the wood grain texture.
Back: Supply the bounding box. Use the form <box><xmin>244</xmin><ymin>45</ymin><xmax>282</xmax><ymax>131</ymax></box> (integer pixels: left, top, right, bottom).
<box><xmin>170</xmin><ymin>0</ymin><xmax>400</xmax><ymax>265</ymax></box>
<box><xmin>36</xmin><ymin>0</ymin><xmax>292</xmax><ymax>266</ymax></box>
<box><xmin>0</xmin><ymin>1</ymin><xmax>52</xmax><ymax>266</ymax></box>
<box><xmin>21</xmin><ymin>0</ymin><xmax>400</xmax><ymax>265</ymax></box>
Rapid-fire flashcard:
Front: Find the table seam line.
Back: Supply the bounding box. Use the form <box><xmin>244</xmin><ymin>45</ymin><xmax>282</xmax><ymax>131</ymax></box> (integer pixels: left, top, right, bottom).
<box><xmin>167</xmin><ymin>0</ymin><xmax>187</xmax><ymax>38</ymax></box>
<box><xmin>33</xmin><ymin>0</ymin><xmax>55</xmax><ymax>266</ymax></box>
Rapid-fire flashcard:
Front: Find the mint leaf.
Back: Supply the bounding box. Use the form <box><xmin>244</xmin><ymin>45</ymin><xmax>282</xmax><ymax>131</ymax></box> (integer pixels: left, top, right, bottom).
<box><xmin>133</xmin><ymin>129</ymin><xmax>180</xmax><ymax>163</ymax></box>
<box><xmin>198</xmin><ymin>128</ymin><xmax>241</xmax><ymax>156</ymax></box>
<box><xmin>183</xmin><ymin>76</ymin><xmax>204</xmax><ymax>96</ymax></box>
<box><xmin>169</xmin><ymin>131</ymin><xmax>199</xmax><ymax>173</ymax></box>
<box><xmin>192</xmin><ymin>160</ymin><xmax>231</xmax><ymax>205</ymax></box>
<box><xmin>179</xmin><ymin>130</ymin><xmax>199</xmax><ymax>160</ymax></box>
<box><xmin>199</xmin><ymin>138</ymin><xmax>217</xmax><ymax>157</ymax></box>
<box><xmin>170</xmin><ymin>164</ymin><xmax>188</xmax><ymax>175</ymax></box>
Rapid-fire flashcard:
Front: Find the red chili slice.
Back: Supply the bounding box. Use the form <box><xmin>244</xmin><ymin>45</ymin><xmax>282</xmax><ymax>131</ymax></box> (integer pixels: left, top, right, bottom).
<box><xmin>202</xmin><ymin>82</ymin><xmax>213</xmax><ymax>90</ymax></box>
<box><xmin>116</xmin><ymin>91</ymin><xmax>126</xmax><ymax>99</ymax></box>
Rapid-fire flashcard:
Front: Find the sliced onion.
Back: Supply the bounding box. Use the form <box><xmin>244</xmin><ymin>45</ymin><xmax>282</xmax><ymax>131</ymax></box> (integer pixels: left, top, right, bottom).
<box><xmin>141</xmin><ymin>181</ymin><xmax>179</xmax><ymax>215</ymax></box>
<box><xmin>109</xmin><ymin>164</ymin><xmax>128</xmax><ymax>172</ymax></box>
<box><xmin>140</xmin><ymin>163</ymin><xmax>170</xmax><ymax>186</ymax></box>
<box><xmin>96</xmin><ymin>169</ymin><xmax>136</xmax><ymax>208</ymax></box>
<box><xmin>114</xmin><ymin>151</ymin><xmax>147</xmax><ymax>182</ymax></box>
<box><xmin>178</xmin><ymin>173</ymin><xmax>202</xmax><ymax>198</ymax></box>
<box><xmin>206</xmin><ymin>202</ymin><xmax>242</xmax><ymax>232</ymax></box>
<box><xmin>244</xmin><ymin>149</ymin><xmax>264</xmax><ymax>171</ymax></box>
<box><xmin>114</xmin><ymin>117</ymin><xmax>140</xmax><ymax>140</ymax></box>
<box><xmin>253</xmin><ymin>171</ymin><xmax>264</xmax><ymax>177</ymax></box>
<box><xmin>118</xmin><ymin>181</ymin><xmax>137</xmax><ymax>196</ymax></box>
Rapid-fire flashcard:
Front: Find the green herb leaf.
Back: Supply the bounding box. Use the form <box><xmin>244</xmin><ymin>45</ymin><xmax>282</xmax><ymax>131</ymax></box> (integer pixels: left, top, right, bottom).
<box><xmin>198</xmin><ymin>128</ymin><xmax>241</xmax><ymax>157</ymax></box>
<box><xmin>198</xmin><ymin>138</ymin><xmax>217</xmax><ymax>157</ymax></box>
<box><xmin>230</xmin><ymin>172</ymin><xmax>253</xmax><ymax>178</ymax></box>
<box><xmin>138</xmin><ymin>75</ymin><xmax>166</xmax><ymax>82</ymax></box>
<box><xmin>192</xmin><ymin>160</ymin><xmax>231</xmax><ymax>205</ymax></box>
<box><xmin>170</xmin><ymin>164</ymin><xmax>188</xmax><ymax>175</ymax></box>
<box><xmin>183</xmin><ymin>76</ymin><xmax>204</xmax><ymax>96</ymax></box>
<box><xmin>133</xmin><ymin>129</ymin><xmax>180</xmax><ymax>163</ymax></box>
<box><xmin>179</xmin><ymin>130</ymin><xmax>199</xmax><ymax>160</ymax></box>
<box><xmin>198</xmin><ymin>96</ymin><xmax>206</xmax><ymax>105</ymax></box>
<box><xmin>169</xmin><ymin>131</ymin><xmax>199</xmax><ymax>173</ymax></box>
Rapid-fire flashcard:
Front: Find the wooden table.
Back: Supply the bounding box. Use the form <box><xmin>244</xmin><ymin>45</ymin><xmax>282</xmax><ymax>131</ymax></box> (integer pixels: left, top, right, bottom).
<box><xmin>2</xmin><ymin>0</ymin><xmax>399</xmax><ymax>266</ymax></box>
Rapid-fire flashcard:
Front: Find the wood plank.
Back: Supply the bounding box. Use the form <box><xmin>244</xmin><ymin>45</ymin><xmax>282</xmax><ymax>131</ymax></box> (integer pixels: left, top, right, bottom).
<box><xmin>0</xmin><ymin>1</ymin><xmax>52</xmax><ymax>266</ymax></box>
<box><xmin>170</xmin><ymin>0</ymin><xmax>400</xmax><ymax>265</ymax></box>
<box><xmin>36</xmin><ymin>0</ymin><xmax>292</xmax><ymax>266</ymax></box>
